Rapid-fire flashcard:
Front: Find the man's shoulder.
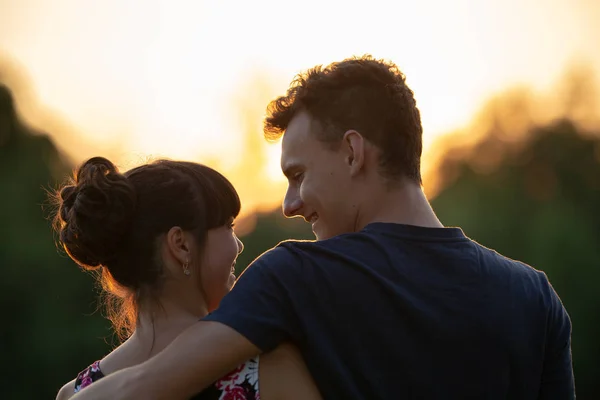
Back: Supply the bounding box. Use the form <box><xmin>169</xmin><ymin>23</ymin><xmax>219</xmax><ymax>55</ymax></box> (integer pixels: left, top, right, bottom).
<box><xmin>473</xmin><ymin>240</ymin><xmax>544</xmax><ymax>275</ymax></box>
<box><xmin>250</xmin><ymin>239</ymin><xmax>323</xmax><ymax>268</ymax></box>
<box><xmin>248</xmin><ymin>235</ymin><xmax>358</xmax><ymax>272</ymax></box>
<box><xmin>242</xmin><ymin>242</ymin><xmax>302</xmax><ymax>276</ymax></box>
<box><xmin>474</xmin><ymin>242</ymin><xmax>554</xmax><ymax>297</ymax></box>
<box><xmin>277</xmin><ymin>235</ymin><xmax>364</xmax><ymax>259</ymax></box>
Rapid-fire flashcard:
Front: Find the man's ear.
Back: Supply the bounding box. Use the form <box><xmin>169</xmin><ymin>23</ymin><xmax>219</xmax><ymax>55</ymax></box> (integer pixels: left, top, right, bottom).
<box><xmin>166</xmin><ymin>226</ymin><xmax>191</xmax><ymax>265</ymax></box>
<box><xmin>342</xmin><ymin>130</ymin><xmax>365</xmax><ymax>177</ymax></box>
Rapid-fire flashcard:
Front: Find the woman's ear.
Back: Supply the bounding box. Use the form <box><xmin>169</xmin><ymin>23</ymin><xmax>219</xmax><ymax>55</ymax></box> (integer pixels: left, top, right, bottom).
<box><xmin>166</xmin><ymin>226</ymin><xmax>191</xmax><ymax>265</ymax></box>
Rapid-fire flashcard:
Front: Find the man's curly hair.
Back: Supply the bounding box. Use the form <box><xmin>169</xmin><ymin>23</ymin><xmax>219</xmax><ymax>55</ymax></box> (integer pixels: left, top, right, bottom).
<box><xmin>264</xmin><ymin>55</ymin><xmax>423</xmax><ymax>183</ymax></box>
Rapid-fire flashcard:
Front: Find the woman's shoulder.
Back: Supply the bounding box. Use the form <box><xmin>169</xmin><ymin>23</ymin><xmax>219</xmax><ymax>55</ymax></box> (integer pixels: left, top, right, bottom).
<box><xmin>55</xmin><ymin>360</ymin><xmax>105</xmax><ymax>400</ymax></box>
<box><xmin>55</xmin><ymin>378</ymin><xmax>77</xmax><ymax>400</ymax></box>
<box><xmin>74</xmin><ymin>360</ymin><xmax>105</xmax><ymax>393</ymax></box>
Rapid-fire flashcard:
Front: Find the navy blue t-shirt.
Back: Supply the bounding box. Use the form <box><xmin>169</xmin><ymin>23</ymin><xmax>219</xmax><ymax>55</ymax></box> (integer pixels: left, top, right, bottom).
<box><xmin>204</xmin><ymin>223</ymin><xmax>574</xmax><ymax>399</ymax></box>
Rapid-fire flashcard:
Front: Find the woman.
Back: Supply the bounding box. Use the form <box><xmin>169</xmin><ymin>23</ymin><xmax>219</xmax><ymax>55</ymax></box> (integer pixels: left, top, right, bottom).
<box><xmin>53</xmin><ymin>157</ymin><xmax>320</xmax><ymax>399</ymax></box>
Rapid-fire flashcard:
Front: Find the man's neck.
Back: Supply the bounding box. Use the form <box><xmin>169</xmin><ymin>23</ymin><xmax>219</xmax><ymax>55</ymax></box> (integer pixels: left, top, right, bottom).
<box><xmin>354</xmin><ymin>181</ymin><xmax>443</xmax><ymax>231</ymax></box>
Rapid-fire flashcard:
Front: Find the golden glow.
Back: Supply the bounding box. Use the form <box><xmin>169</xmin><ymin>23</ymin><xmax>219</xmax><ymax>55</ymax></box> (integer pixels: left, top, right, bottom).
<box><xmin>1</xmin><ymin>0</ymin><xmax>599</xmax><ymax>217</ymax></box>
<box><xmin>266</xmin><ymin>144</ymin><xmax>285</xmax><ymax>183</ymax></box>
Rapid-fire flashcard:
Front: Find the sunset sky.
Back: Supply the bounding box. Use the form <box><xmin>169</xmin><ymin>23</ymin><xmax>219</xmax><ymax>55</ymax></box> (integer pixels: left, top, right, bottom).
<box><xmin>1</xmin><ymin>0</ymin><xmax>599</xmax><ymax>217</ymax></box>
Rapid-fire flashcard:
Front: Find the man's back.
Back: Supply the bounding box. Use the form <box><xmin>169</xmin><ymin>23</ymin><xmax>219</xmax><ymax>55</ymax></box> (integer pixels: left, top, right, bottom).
<box><xmin>206</xmin><ymin>223</ymin><xmax>574</xmax><ymax>399</ymax></box>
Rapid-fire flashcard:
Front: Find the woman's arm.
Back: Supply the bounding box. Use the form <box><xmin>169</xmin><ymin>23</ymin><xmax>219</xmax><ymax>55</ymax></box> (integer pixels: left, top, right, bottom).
<box><xmin>71</xmin><ymin>321</ymin><xmax>261</xmax><ymax>400</ymax></box>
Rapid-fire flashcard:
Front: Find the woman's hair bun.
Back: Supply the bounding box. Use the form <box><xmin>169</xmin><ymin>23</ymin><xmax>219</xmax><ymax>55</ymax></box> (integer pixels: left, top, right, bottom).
<box><xmin>55</xmin><ymin>157</ymin><xmax>137</xmax><ymax>269</ymax></box>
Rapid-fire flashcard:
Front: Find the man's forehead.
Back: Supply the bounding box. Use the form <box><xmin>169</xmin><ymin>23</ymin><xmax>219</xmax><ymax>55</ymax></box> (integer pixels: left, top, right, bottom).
<box><xmin>280</xmin><ymin>140</ymin><xmax>301</xmax><ymax>174</ymax></box>
<box><xmin>280</xmin><ymin>112</ymin><xmax>313</xmax><ymax>164</ymax></box>
<box><xmin>282</xmin><ymin>112</ymin><xmax>312</xmax><ymax>147</ymax></box>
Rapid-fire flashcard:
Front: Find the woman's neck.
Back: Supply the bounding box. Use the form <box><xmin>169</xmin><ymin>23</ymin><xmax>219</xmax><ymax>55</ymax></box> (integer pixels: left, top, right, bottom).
<box><xmin>99</xmin><ymin>298</ymin><xmax>208</xmax><ymax>373</ymax></box>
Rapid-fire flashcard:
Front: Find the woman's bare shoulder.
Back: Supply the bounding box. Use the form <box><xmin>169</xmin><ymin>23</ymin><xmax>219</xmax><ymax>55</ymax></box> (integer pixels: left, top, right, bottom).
<box><xmin>55</xmin><ymin>378</ymin><xmax>77</xmax><ymax>400</ymax></box>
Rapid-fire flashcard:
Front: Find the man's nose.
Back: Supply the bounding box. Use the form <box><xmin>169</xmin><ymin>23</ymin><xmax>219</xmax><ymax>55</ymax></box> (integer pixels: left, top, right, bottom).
<box><xmin>283</xmin><ymin>188</ymin><xmax>303</xmax><ymax>218</ymax></box>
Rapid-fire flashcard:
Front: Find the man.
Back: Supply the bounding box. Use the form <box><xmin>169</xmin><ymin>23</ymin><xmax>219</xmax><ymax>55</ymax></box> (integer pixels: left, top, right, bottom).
<box><xmin>72</xmin><ymin>55</ymin><xmax>574</xmax><ymax>399</ymax></box>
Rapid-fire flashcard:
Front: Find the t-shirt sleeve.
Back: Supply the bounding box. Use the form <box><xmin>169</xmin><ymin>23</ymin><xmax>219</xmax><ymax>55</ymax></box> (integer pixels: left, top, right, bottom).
<box><xmin>538</xmin><ymin>274</ymin><xmax>575</xmax><ymax>399</ymax></box>
<box><xmin>202</xmin><ymin>246</ymin><xmax>302</xmax><ymax>353</ymax></box>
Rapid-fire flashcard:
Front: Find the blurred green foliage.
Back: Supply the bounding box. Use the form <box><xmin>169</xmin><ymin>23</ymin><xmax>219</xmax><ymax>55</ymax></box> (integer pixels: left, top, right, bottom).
<box><xmin>1</xmin><ymin>72</ymin><xmax>598</xmax><ymax>398</ymax></box>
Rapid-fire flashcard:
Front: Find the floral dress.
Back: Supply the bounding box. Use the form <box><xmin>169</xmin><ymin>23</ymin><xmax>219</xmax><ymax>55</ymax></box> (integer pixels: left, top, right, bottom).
<box><xmin>74</xmin><ymin>357</ymin><xmax>260</xmax><ymax>399</ymax></box>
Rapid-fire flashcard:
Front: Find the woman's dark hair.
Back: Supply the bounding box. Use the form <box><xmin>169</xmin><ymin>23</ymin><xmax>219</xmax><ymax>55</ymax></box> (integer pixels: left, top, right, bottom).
<box><xmin>264</xmin><ymin>54</ymin><xmax>423</xmax><ymax>183</ymax></box>
<box><xmin>52</xmin><ymin>156</ymin><xmax>240</xmax><ymax>340</ymax></box>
